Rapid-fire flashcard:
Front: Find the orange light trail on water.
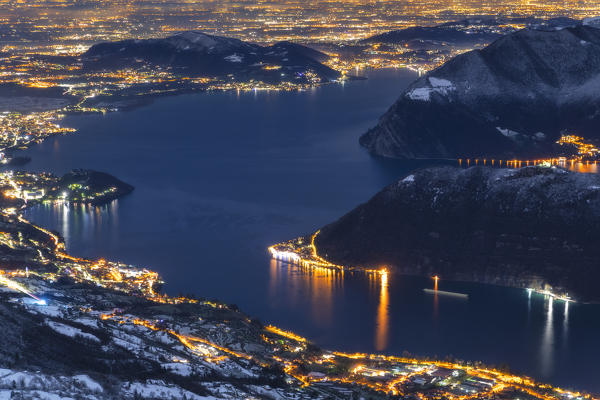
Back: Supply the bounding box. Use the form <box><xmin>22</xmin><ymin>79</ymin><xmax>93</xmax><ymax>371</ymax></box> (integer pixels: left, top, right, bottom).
<box><xmin>375</xmin><ymin>269</ymin><xmax>389</xmax><ymax>351</ymax></box>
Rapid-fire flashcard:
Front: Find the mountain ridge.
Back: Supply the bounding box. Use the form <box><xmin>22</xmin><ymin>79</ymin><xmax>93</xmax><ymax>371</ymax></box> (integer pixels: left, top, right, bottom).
<box><xmin>360</xmin><ymin>25</ymin><xmax>600</xmax><ymax>159</ymax></box>
<box><xmin>82</xmin><ymin>31</ymin><xmax>341</xmax><ymax>84</ymax></box>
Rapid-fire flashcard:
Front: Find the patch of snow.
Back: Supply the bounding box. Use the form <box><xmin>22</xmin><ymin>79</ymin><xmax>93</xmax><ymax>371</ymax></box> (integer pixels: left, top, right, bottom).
<box><xmin>0</xmin><ymin>371</ymin><xmax>38</xmax><ymax>388</ymax></box>
<box><xmin>73</xmin><ymin>375</ymin><xmax>103</xmax><ymax>393</ymax></box>
<box><xmin>534</xmin><ymin>132</ymin><xmax>546</xmax><ymax>140</ymax></box>
<box><xmin>28</xmin><ymin>392</ymin><xmax>64</xmax><ymax>400</ymax></box>
<box><xmin>123</xmin><ymin>381</ymin><xmax>215</xmax><ymax>400</ymax></box>
<box><xmin>406</xmin><ymin>87</ymin><xmax>433</xmax><ymax>101</ymax></box>
<box><xmin>428</xmin><ymin>77</ymin><xmax>454</xmax><ymax>89</ymax></box>
<box><xmin>46</xmin><ymin>320</ymin><xmax>100</xmax><ymax>343</ymax></box>
<box><xmin>153</xmin><ymin>331</ymin><xmax>176</xmax><ymax>345</ymax></box>
<box><xmin>402</xmin><ymin>175</ymin><xmax>415</xmax><ymax>183</ymax></box>
<box><xmin>248</xmin><ymin>385</ymin><xmax>291</xmax><ymax>400</ymax></box>
<box><xmin>112</xmin><ymin>337</ymin><xmax>140</xmax><ymax>352</ymax></box>
<box><xmin>112</xmin><ymin>329</ymin><xmax>145</xmax><ymax>345</ymax></box>
<box><xmin>74</xmin><ymin>317</ymin><xmax>98</xmax><ymax>329</ymax></box>
<box><xmin>175</xmin><ymin>32</ymin><xmax>218</xmax><ymax>48</ymax></box>
<box><xmin>406</xmin><ymin>77</ymin><xmax>456</xmax><ymax>101</ymax></box>
<box><xmin>23</xmin><ymin>300</ymin><xmax>62</xmax><ymax>317</ymax></box>
<box><xmin>496</xmin><ymin>127</ymin><xmax>520</xmax><ymax>138</ymax></box>
<box><xmin>163</xmin><ymin>362</ymin><xmax>193</xmax><ymax>377</ymax></box>
<box><xmin>224</xmin><ymin>54</ymin><xmax>243</xmax><ymax>62</ymax></box>
<box><xmin>0</xmin><ymin>369</ymin><xmax>109</xmax><ymax>398</ymax></box>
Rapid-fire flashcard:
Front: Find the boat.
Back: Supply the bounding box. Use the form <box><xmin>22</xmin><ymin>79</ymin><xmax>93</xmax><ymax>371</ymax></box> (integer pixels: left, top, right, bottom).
<box><xmin>423</xmin><ymin>288</ymin><xmax>468</xmax><ymax>299</ymax></box>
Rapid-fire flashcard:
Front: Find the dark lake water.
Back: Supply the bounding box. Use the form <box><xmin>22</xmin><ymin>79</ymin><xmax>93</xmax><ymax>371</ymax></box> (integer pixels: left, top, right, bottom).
<box><xmin>19</xmin><ymin>69</ymin><xmax>600</xmax><ymax>393</ymax></box>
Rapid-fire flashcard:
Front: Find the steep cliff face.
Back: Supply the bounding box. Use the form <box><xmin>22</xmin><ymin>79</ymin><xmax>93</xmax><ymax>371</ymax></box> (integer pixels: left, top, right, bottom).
<box><xmin>360</xmin><ymin>25</ymin><xmax>600</xmax><ymax>159</ymax></box>
<box><xmin>316</xmin><ymin>166</ymin><xmax>600</xmax><ymax>301</ymax></box>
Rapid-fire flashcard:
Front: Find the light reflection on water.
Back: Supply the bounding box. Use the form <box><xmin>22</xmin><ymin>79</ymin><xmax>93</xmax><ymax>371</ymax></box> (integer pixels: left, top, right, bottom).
<box><xmin>268</xmin><ymin>257</ymin><xmax>575</xmax><ymax>359</ymax></box>
<box><xmin>34</xmin><ymin>201</ymin><xmax>120</xmax><ymax>259</ymax></box>
<box><xmin>269</xmin><ymin>259</ymin><xmax>344</xmax><ymax>331</ymax></box>
<box><xmin>541</xmin><ymin>298</ymin><xmax>555</xmax><ymax>378</ymax></box>
<box><xmin>265</xmin><ymin>258</ymin><xmax>581</xmax><ymax>382</ymax></box>
<box><xmin>566</xmin><ymin>162</ymin><xmax>599</xmax><ymax>173</ymax></box>
<box><xmin>269</xmin><ymin>259</ymin><xmax>392</xmax><ymax>350</ymax></box>
<box><xmin>374</xmin><ymin>270</ymin><xmax>389</xmax><ymax>351</ymax></box>
<box><xmin>563</xmin><ymin>300</ymin><xmax>569</xmax><ymax>347</ymax></box>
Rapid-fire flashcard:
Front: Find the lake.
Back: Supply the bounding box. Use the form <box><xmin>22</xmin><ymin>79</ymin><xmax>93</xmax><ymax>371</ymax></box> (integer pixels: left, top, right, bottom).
<box><xmin>20</xmin><ymin>69</ymin><xmax>600</xmax><ymax>392</ymax></box>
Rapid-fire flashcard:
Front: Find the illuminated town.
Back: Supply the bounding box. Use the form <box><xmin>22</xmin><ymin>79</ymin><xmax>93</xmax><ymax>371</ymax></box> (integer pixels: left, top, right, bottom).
<box><xmin>0</xmin><ymin>155</ymin><xmax>589</xmax><ymax>398</ymax></box>
<box><xmin>0</xmin><ymin>198</ymin><xmax>594</xmax><ymax>398</ymax></box>
<box><xmin>556</xmin><ymin>135</ymin><xmax>600</xmax><ymax>160</ymax></box>
<box><xmin>2</xmin><ymin>0</ymin><xmax>599</xmax><ymax>46</ymax></box>
<box><xmin>0</xmin><ymin>0</ymin><xmax>599</xmax><ymax>398</ymax></box>
<box><xmin>0</xmin><ymin>1</ymin><xmax>599</xmax><ymax>159</ymax></box>
<box><xmin>0</xmin><ymin>111</ymin><xmax>75</xmax><ymax>160</ymax></box>
<box><xmin>0</xmin><ymin>169</ymin><xmax>132</xmax><ymax>206</ymax></box>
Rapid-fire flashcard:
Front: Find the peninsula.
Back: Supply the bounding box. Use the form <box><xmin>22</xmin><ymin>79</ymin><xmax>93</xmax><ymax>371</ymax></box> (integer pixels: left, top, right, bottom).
<box><xmin>271</xmin><ymin>166</ymin><xmax>600</xmax><ymax>302</ymax></box>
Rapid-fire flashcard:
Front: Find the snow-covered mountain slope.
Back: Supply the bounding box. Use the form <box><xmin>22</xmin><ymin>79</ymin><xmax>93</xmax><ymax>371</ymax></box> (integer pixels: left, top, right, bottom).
<box><xmin>82</xmin><ymin>31</ymin><xmax>341</xmax><ymax>84</ymax></box>
<box><xmin>360</xmin><ymin>25</ymin><xmax>600</xmax><ymax>159</ymax></box>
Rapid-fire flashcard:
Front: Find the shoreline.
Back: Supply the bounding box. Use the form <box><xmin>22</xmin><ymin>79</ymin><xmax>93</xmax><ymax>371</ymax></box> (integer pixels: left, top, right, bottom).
<box><xmin>6</xmin><ymin>212</ymin><xmax>596</xmax><ymax>398</ymax></box>
<box><xmin>1</xmin><ymin>68</ymin><xmax>596</xmax><ymax>394</ymax></box>
<box><xmin>269</xmin><ymin>231</ymin><xmax>587</xmax><ymax>303</ymax></box>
